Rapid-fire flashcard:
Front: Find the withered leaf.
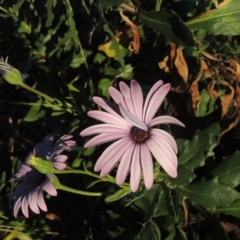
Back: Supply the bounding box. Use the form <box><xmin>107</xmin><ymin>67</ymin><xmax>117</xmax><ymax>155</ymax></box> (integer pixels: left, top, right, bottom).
<box><xmin>120</xmin><ymin>12</ymin><xmax>140</xmax><ymax>54</ymax></box>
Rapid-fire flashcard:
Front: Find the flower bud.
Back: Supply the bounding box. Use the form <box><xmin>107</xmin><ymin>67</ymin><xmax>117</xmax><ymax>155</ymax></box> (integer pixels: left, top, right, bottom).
<box><xmin>28</xmin><ymin>155</ymin><xmax>53</xmax><ymax>174</ymax></box>
<box><xmin>3</xmin><ymin>69</ymin><xmax>24</xmax><ymax>86</ymax></box>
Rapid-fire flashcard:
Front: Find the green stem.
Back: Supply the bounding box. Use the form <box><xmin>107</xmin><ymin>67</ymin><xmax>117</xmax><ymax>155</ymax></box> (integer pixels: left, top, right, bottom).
<box><xmin>57</xmin><ymin>184</ymin><xmax>102</xmax><ymax>196</ymax></box>
<box><xmin>155</xmin><ymin>0</ymin><xmax>162</xmax><ymax>11</ymax></box>
<box><xmin>53</xmin><ymin>169</ymin><xmax>130</xmax><ymax>187</ymax></box>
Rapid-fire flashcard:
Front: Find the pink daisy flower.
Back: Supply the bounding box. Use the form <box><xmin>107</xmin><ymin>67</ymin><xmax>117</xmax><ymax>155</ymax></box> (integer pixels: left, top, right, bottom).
<box><xmin>80</xmin><ymin>80</ymin><xmax>185</xmax><ymax>192</ymax></box>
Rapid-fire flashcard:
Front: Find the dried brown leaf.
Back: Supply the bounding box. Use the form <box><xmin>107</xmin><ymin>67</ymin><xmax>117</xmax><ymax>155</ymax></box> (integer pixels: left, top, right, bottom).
<box><xmin>221</xmin><ymin>111</ymin><xmax>240</xmax><ymax>136</ymax></box>
<box><xmin>120</xmin><ymin>12</ymin><xmax>140</xmax><ymax>54</ymax></box>
<box><xmin>225</xmin><ymin>59</ymin><xmax>240</xmax><ymax>81</ymax></box>
<box><xmin>220</xmin><ymin>222</ymin><xmax>240</xmax><ymax>239</ymax></box>
<box><xmin>188</xmin><ymin>58</ymin><xmax>204</xmax><ymax>114</ymax></box>
<box><xmin>207</xmin><ymin>80</ymin><xmax>219</xmax><ymax>100</ymax></box>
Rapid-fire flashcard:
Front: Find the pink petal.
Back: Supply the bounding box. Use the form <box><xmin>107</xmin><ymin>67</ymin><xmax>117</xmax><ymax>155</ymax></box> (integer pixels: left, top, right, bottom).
<box><xmin>21</xmin><ymin>197</ymin><xmax>29</xmax><ymax>218</ymax></box>
<box><xmin>142</xmin><ymin>80</ymin><xmax>163</xmax><ymax>121</ymax></box>
<box><xmin>146</xmin><ymin>138</ymin><xmax>177</xmax><ymax>178</ymax></box>
<box><xmin>28</xmin><ymin>191</ymin><xmax>40</xmax><ymax>214</ymax></box>
<box><xmin>13</xmin><ymin>198</ymin><xmax>22</xmax><ymax>218</ymax></box>
<box><xmin>94</xmin><ymin>138</ymin><xmax>132</xmax><ymax>172</ymax></box>
<box><xmin>116</xmin><ymin>144</ymin><xmax>135</xmax><ymax>185</ymax></box>
<box><xmin>54</xmin><ymin>155</ymin><xmax>68</xmax><ymax>163</ymax></box>
<box><xmin>109</xmin><ymin>86</ymin><xmax>127</xmax><ymax>109</ymax></box>
<box><xmin>119</xmin><ymin>104</ymin><xmax>147</xmax><ymax>131</ymax></box>
<box><xmin>150</xmin><ymin>129</ymin><xmax>178</xmax><ymax>153</ymax></box>
<box><xmin>37</xmin><ymin>191</ymin><xmax>47</xmax><ymax>211</ymax></box>
<box><xmin>84</xmin><ymin>132</ymin><xmax>128</xmax><ymax>148</ymax></box>
<box><xmin>80</xmin><ymin>124</ymin><xmax>128</xmax><ymax>137</ymax></box>
<box><xmin>42</xmin><ymin>180</ymin><xmax>57</xmax><ymax>196</ymax></box>
<box><xmin>130</xmin><ymin>145</ymin><xmax>141</xmax><ymax>192</ymax></box>
<box><xmin>149</xmin><ymin>116</ymin><xmax>185</xmax><ymax>128</ymax></box>
<box><xmin>151</xmin><ymin>135</ymin><xmax>178</xmax><ymax>168</ymax></box>
<box><xmin>93</xmin><ymin>96</ymin><xmax>120</xmax><ymax>117</ymax></box>
<box><xmin>88</xmin><ymin>111</ymin><xmax>130</xmax><ymax>128</ymax></box>
<box><xmin>140</xmin><ymin>144</ymin><xmax>154</xmax><ymax>189</ymax></box>
<box><xmin>53</xmin><ymin>162</ymin><xmax>67</xmax><ymax>170</ymax></box>
<box><xmin>130</xmin><ymin>80</ymin><xmax>144</xmax><ymax>121</ymax></box>
<box><xmin>144</xmin><ymin>84</ymin><xmax>171</xmax><ymax>124</ymax></box>
<box><xmin>119</xmin><ymin>81</ymin><xmax>135</xmax><ymax>114</ymax></box>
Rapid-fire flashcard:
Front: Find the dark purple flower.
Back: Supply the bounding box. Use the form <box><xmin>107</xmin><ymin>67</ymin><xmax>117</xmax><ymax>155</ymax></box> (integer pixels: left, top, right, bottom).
<box><xmin>9</xmin><ymin>134</ymin><xmax>76</xmax><ymax>218</ymax></box>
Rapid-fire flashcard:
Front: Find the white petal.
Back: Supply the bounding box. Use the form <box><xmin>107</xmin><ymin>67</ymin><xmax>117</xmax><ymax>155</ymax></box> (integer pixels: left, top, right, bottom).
<box><xmin>116</xmin><ymin>144</ymin><xmax>135</xmax><ymax>185</ymax></box>
<box><xmin>93</xmin><ymin>96</ymin><xmax>120</xmax><ymax>117</ymax></box>
<box><xmin>144</xmin><ymin>84</ymin><xmax>171</xmax><ymax>124</ymax></box>
<box><xmin>119</xmin><ymin>104</ymin><xmax>147</xmax><ymax>131</ymax></box>
<box><xmin>80</xmin><ymin>124</ymin><xmax>128</xmax><ymax>137</ymax></box>
<box><xmin>140</xmin><ymin>144</ymin><xmax>154</xmax><ymax>189</ymax></box>
<box><xmin>150</xmin><ymin>128</ymin><xmax>178</xmax><ymax>153</ymax></box>
<box><xmin>149</xmin><ymin>116</ymin><xmax>185</xmax><ymax>128</ymax></box>
<box><xmin>94</xmin><ymin>138</ymin><xmax>132</xmax><ymax>172</ymax></box>
<box><xmin>119</xmin><ymin>81</ymin><xmax>135</xmax><ymax>114</ymax></box>
<box><xmin>130</xmin><ymin>145</ymin><xmax>141</xmax><ymax>192</ymax></box>
<box><xmin>84</xmin><ymin>132</ymin><xmax>128</xmax><ymax>148</ymax></box>
<box><xmin>130</xmin><ymin>80</ymin><xmax>144</xmax><ymax>121</ymax></box>
<box><xmin>142</xmin><ymin>80</ymin><xmax>163</xmax><ymax>121</ymax></box>
<box><xmin>88</xmin><ymin>111</ymin><xmax>131</xmax><ymax>128</ymax></box>
<box><xmin>145</xmin><ymin>138</ymin><xmax>177</xmax><ymax>178</ymax></box>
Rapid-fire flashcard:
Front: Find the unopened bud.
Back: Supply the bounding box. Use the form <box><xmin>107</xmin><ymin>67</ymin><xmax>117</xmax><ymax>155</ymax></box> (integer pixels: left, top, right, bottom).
<box><xmin>28</xmin><ymin>155</ymin><xmax>53</xmax><ymax>174</ymax></box>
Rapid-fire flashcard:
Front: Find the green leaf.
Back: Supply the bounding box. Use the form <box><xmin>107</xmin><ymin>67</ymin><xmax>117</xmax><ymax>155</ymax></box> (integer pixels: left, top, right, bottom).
<box><xmin>177</xmin><ymin>123</ymin><xmax>220</xmax><ymax>169</ymax></box>
<box><xmin>105</xmin><ymin>188</ymin><xmax>131</xmax><ymax>202</ymax></box>
<box><xmin>103</xmin><ymin>24</ymin><xmax>125</xmax><ymax>72</ymax></box>
<box><xmin>213</xmin><ymin>199</ymin><xmax>240</xmax><ymax>219</ymax></box>
<box><xmin>165</xmin><ymin>224</ymin><xmax>176</xmax><ymax>240</ymax></box>
<box><xmin>162</xmin><ymin>165</ymin><xmax>196</xmax><ymax>187</ymax></box>
<box><xmin>186</xmin><ymin>0</ymin><xmax>240</xmax><ymax>35</ymax></box>
<box><xmin>99</xmin><ymin>0</ymin><xmax>125</xmax><ymax>9</ymax></box>
<box><xmin>98</xmin><ymin>78</ymin><xmax>112</xmax><ymax>98</ymax></box>
<box><xmin>177</xmin><ymin>178</ymin><xmax>240</xmax><ymax>209</ymax></box>
<box><xmin>137</xmin><ymin>223</ymin><xmax>159</xmax><ymax>240</ymax></box>
<box><xmin>24</xmin><ymin>101</ymin><xmax>46</xmax><ymax>122</ymax></box>
<box><xmin>139</xmin><ymin>10</ymin><xmax>195</xmax><ymax>47</ymax></box>
<box><xmin>195</xmin><ymin>204</ymin><xmax>228</xmax><ymax>240</ymax></box>
<box><xmin>70</xmin><ymin>51</ymin><xmax>92</xmax><ymax>68</ymax></box>
<box><xmin>211</xmin><ymin>151</ymin><xmax>240</xmax><ymax>188</ymax></box>
<box><xmin>45</xmin><ymin>0</ymin><xmax>57</xmax><ymax>27</ymax></box>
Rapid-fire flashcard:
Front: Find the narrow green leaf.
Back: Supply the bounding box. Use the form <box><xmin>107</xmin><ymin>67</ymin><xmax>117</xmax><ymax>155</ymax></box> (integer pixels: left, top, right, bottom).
<box><xmin>45</xmin><ymin>0</ymin><xmax>57</xmax><ymax>27</ymax></box>
<box><xmin>139</xmin><ymin>10</ymin><xmax>195</xmax><ymax>47</ymax></box>
<box><xmin>177</xmin><ymin>123</ymin><xmax>220</xmax><ymax>169</ymax></box>
<box><xmin>24</xmin><ymin>100</ymin><xmax>46</xmax><ymax>122</ymax></box>
<box><xmin>105</xmin><ymin>188</ymin><xmax>131</xmax><ymax>202</ymax></box>
<box><xmin>187</xmin><ymin>0</ymin><xmax>240</xmax><ymax>35</ymax></box>
<box><xmin>211</xmin><ymin>151</ymin><xmax>240</xmax><ymax>188</ymax></box>
<box><xmin>137</xmin><ymin>223</ymin><xmax>159</xmax><ymax>240</ymax></box>
<box><xmin>165</xmin><ymin>224</ymin><xmax>176</xmax><ymax>240</ymax></box>
<box><xmin>177</xmin><ymin>178</ymin><xmax>240</xmax><ymax>209</ymax></box>
<box><xmin>195</xmin><ymin>204</ymin><xmax>228</xmax><ymax>240</ymax></box>
<box><xmin>103</xmin><ymin>24</ymin><xmax>125</xmax><ymax>72</ymax></box>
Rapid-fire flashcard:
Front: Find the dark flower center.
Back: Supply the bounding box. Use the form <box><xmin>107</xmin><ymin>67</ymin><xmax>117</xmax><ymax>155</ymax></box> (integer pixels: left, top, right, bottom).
<box><xmin>130</xmin><ymin>126</ymin><xmax>149</xmax><ymax>143</ymax></box>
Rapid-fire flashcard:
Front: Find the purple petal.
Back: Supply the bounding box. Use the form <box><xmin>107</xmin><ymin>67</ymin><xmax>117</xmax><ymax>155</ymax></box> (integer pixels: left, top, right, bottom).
<box><xmin>145</xmin><ymin>138</ymin><xmax>177</xmax><ymax>178</ymax></box>
<box><xmin>144</xmin><ymin>84</ymin><xmax>171</xmax><ymax>125</ymax></box>
<box><xmin>142</xmin><ymin>80</ymin><xmax>163</xmax><ymax>121</ymax></box>
<box><xmin>109</xmin><ymin>86</ymin><xmax>128</xmax><ymax>109</ymax></box>
<box><xmin>37</xmin><ymin>191</ymin><xmax>48</xmax><ymax>212</ymax></box>
<box><xmin>88</xmin><ymin>111</ymin><xmax>131</xmax><ymax>128</ymax></box>
<box><xmin>130</xmin><ymin>145</ymin><xmax>141</xmax><ymax>192</ymax></box>
<box><xmin>150</xmin><ymin>129</ymin><xmax>178</xmax><ymax>153</ymax></box>
<box><xmin>116</xmin><ymin>144</ymin><xmax>135</xmax><ymax>185</ymax></box>
<box><xmin>119</xmin><ymin>104</ymin><xmax>147</xmax><ymax>131</ymax></box>
<box><xmin>42</xmin><ymin>179</ymin><xmax>57</xmax><ymax>196</ymax></box>
<box><xmin>119</xmin><ymin>81</ymin><xmax>135</xmax><ymax>114</ymax></box>
<box><xmin>130</xmin><ymin>80</ymin><xmax>143</xmax><ymax>121</ymax></box>
<box><xmin>84</xmin><ymin>132</ymin><xmax>128</xmax><ymax>148</ymax></box>
<box><xmin>149</xmin><ymin>116</ymin><xmax>185</xmax><ymax>128</ymax></box>
<box><xmin>21</xmin><ymin>197</ymin><xmax>29</xmax><ymax>218</ymax></box>
<box><xmin>28</xmin><ymin>191</ymin><xmax>40</xmax><ymax>214</ymax></box>
<box><xmin>94</xmin><ymin>138</ymin><xmax>132</xmax><ymax>172</ymax></box>
<box><xmin>93</xmin><ymin>96</ymin><xmax>120</xmax><ymax>117</ymax></box>
<box><xmin>80</xmin><ymin>124</ymin><xmax>128</xmax><ymax>137</ymax></box>
<box><xmin>140</xmin><ymin>144</ymin><xmax>154</xmax><ymax>189</ymax></box>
